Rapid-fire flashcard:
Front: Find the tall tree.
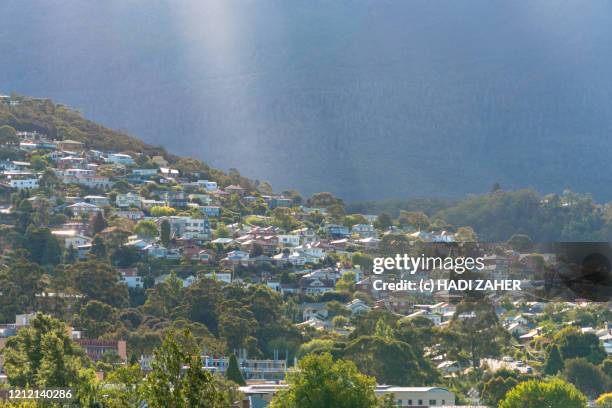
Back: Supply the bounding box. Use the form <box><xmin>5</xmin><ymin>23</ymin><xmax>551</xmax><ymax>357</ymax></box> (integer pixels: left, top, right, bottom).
<box><xmin>92</xmin><ymin>212</ymin><xmax>108</xmax><ymax>235</ymax></box>
<box><xmin>544</xmin><ymin>345</ymin><xmax>565</xmax><ymax>375</ymax></box>
<box><xmin>499</xmin><ymin>378</ymin><xmax>587</xmax><ymax>408</ymax></box>
<box><xmin>270</xmin><ymin>353</ymin><xmax>377</xmax><ymax>408</ymax></box>
<box><xmin>141</xmin><ymin>330</ymin><xmax>230</xmax><ymax>408</ymax></box>
<box><xmin>160</xmin><ymin>220</ymin><xmax>171</xmax><ymax>248</ymax></box>
<box><xmin>226</xmin><ymin>354</ymin><xmax>246</xmax><ymax>386</ymax></box>
<box><xmin>3</xmin><ymin>313</ymin><xmax>87</xmax><ymax>388</ymax></box>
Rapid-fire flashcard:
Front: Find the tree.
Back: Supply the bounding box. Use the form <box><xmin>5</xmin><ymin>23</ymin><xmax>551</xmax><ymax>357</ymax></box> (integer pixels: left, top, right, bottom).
<box><xmin>0</xmin><ymin>125</ymin><xmax>18</xmax><ymax>145</ymax></box>
<box><xmin>398</xmin><ymin>211</ymin><xmax>430</xmax><ymax>230</ymax></box>
<box><xmin>78</xmin><ymin>300</ymin><xmax>118</xmax><ymax>339</ymax></box>
<box><xmin>150</xmin><ymin>206</ymin><xmax>177</xmax><ymax>217</ymax></box>
<box><xmin>270</xmin><ymin>353</ymin><xmax>378</xmax><ymax>408</ymax></box>
<box><xmin>0</xmin><ymin>257</ymin><xmax>45</xmax><ymax>321</ymax></box>
<box><xmin>447</xmin><ymin>299</ymin><xmax>508</xmax><ymax>368</ymax></box>
<box><xmin>160</xmin><ymin>220</ymin><xmax>171</xmax><ymax>247</ymax></box>
<box><xmin>135</xmin><ymin>220</ymin><xmax>159</xmax><ymax>240</ymax></box>
<box><xmin>499</xmin><ymin>378</ymin><xmax>587</xmax><ymax>408</ymax></box>
<box><xmin>103</xmin><ymin>364</ymin><xmax>143</xmax><ymax>407</ymax></box>
<box><xmin>455</xmin><ymin>226</ymin><xmax>477</xmax><ymax>242</ymax></box>
<box><xmin>342</xmin><ymin>336</ymin><xmax>439</xmax><ymax>386</ymax></box>
<box><xmin>226</xmin><ymin>354</ymin><xmax>246</xmax><ymax>386</ymax></box>
<box><xmin>554</xmin><ymin>327</ymin><xmax>607</xmax><ymax>365</ymax></box>
<box><xmin>91</xmin><ymin>235</ymin><xmax>107</xmax><ymax>258</ymax></box>
<box><xmin>67</xmin><ymin>260</ymin><xmax>128</xmax><ymax>308</ymax></box>
<box><xmin>4</xmin><ymin>313</ymin><xmax>86</xmax><ymax>388</ymax></box>
<box><xmin>373</xmin><ymin>213</ymin><xmax>393</xmax><ymax>230</ymax></box>
<box><xmin>507</xmin><ymin>234</ymin><xmax>533</xmax><ymax>252</ymax></box>
<box><xmin>563</xmin><ymin>358</ymin><xmax>611</xmax><ymax>399</ymax></box>
<box><xmin>92</xmin><ymin>212</ymin><xmax>108</xmax><ymax>235</ymax></box>
<box><xmin>544</xmin><ymin>345</ymin><xmax>564</xmax><ymax>375</ymax></box>
<box><xmin>481</xmin><ymin>369</ymin><xmax>523</xmax><ymax>407</ymax></box>
<box><xmin>141</xmin><ymin>330</ymin><xmax>230</xmax><ymax>408</ymax></box>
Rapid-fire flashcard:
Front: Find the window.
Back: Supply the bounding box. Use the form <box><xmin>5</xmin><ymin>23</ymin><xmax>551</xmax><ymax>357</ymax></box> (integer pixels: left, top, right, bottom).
<box><xmin>397</xmin><ymin>400</ymin><xmax>402</xmax><ymax>406</ymax></box>
<box><xmin>429</xmin><ymin>400</ymin><xmax>436</xmax><ymax>406</ymax></box>
<box><xmin>408</xmin><ymin>400</ymin><xmax>412</xmax><ymax>405</ymax></box>
<box><xmin>418</xmin><ymin>400</ymin><xmax>423</xmax><ymax>406</ymax></box>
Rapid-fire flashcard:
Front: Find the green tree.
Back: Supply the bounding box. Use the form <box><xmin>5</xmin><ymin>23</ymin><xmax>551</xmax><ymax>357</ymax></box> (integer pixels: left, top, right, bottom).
<box><xmin>135</xmin><ymin>220</ymin><xmax>159</xmax><ymax>240</ymax></box>
<box><xmin>544</xmin><ymin>344</ymin><xmax>564</xmax><ymax>375</ymax></box>
<box><xmin>563</xmin><ymin>358</ymin><xmax>611</xmax><ymax>399</ymax></box>
<box><xmin>398</xmin><ymin>211</ymin><xmax>430</xmax><ymax>230</ymax></box>
<box><xmin>507</xmin><ymin>234</ymin><xmax>533</xmax><ymax>252</ymax></box>
<box><xmin>0</xmin><ymin>125</ymin><xmax>18</xmax><ymax>145</ymax></box>
<box><xmin>226</xmin><ymin>354</ymin><xmax>246</xmax><ymax>386</ymax></box>
<box><xmin>270</xmin><ymin>353</ymin><xmax>377</xmax><ymax>408</ymax></box>
<box><xmin>499</xmin><ymin>378</ymin><xmax>587</xmax><ymax>408</ymax></box>
<box><xmin>0</xmin><ymin>257</ymin><xmax>45</xmax><ymax>321</ymax></box>
<box><xmin>67</xmin><ymin>260</ymin><xmax>128</xmax><ymax>308</ymax></box>
<box><xmin>93</xmin><ymin>212</ymin><xmax>108</xmax><ymax>235</ymax></box>
<box><xmin>373</xmin><ymin>212</ymin><xmax>393</xmax><ymax>230</ymax></box>
<box><xmin>91</xmin><ymin>235</ymin><xmax>108</xmax><ymax>258</ymax></box>
<box><xmin>141</xmin><ymin>330</ymin><xmax>230</xmax><ymax>408</ymax></box>
<box><xmin>554</xmin><ymin>327</ymin><xmax>607</xmax><ymax>365</ymax></box>
<box><xmin>4</xmin><ymin>313</ymin><xmax>87</xmax><ymax>388</ymax></box>
<box><xmin>78</xmin><ymin>300</ymin><xmax>118</xmax><ymax>339</ymax></box>
<box><xmin>160</xmin><ymin>219</ymin><xmax>171</xmax><ymax>247</ymax></box>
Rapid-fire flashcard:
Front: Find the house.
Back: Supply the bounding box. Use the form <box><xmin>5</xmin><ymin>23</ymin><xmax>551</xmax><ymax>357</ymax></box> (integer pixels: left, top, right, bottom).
<box><xmin>201</xmin><ymin>206</ymin><xmax>221</xmax><ymax>217</ymax></box>
<box><xmin>374</xmin><ymin>386</ymin><xmax>455</xmax><ymax>407</ymax></box>
<box><xmin>62</xmin><ymin>174</ymin><xmax>112</xmax><ymax>189</ymax></box>
<box><xmin>299</xmin><ymin>277</ymin><xmax>335</xmax><ymax>295</ymax></box>
<box><xmin>52</xmin><ymin>230</ymin><xmax>92</xmax><ymax>249</ymax></box>
<box><xmin>225</xmin><ymin>184</ymin><xmax>245</xmax><ymax>195</ymax></box>
<box><xmin>160</xmin><ymin>216</ymin><xmax>211</xmax><ymax>241</ymax></box>
<box><xmin>278</xmin><ymin>234</ymin><xmax>300</xmax><ymax>247</ymax></box>
<box><xmin>351</xmin><ymin>223</ymin><xmax>376</xmax><ymax>238</ymax></box>
<box><xmin>8</xmin><ymin>177</ymin><xmax>39</xmax><ymax>189</ymax></box>
<box><xmin>406</xmin><ymin>309</ymin><xmax>442</xmax><ymax>325</ymax></box>
<box><xmin>144</xmin><ymin>244</ymin><xmax>168</xmax><ymax>258</ymax></box>
<box><xmin>269</xmin><ymin>197</ymin><xmax>292</xmax><ymax>209</ymax></box>
<box><xmin>56</xmin><ymin>139</ymin><xmax>84</xmax><ymax>151</ymax></box>
<box><xmin>203</xmin><ymin>272</ymin><xmax>232</xmax><ymax>284</ymax></box>
<box><xmin>67</xmin><ymin>202</ymin><xmax>102</xmax><ymax>217</ymax></box>
<box><xmin>300</xmin><ymin>303</ymin><xmax>329</xmax><ymax>321</ymax></box>
<box><xmin>291</xmin><ymin>227</ymin><xmax>317</xmax><ymax>244</ymax></box>
<box><xmin>106</xmin><ymin>153</ymin><xmax>135</xmax><ymax>166</ymax></box>
<box><xmin>118</xmin><ymin>268</ymin><xmax>144</xmax><ymax>288</ymax></box>
<box><xmin>75</xmin><ymin>339</ymin><xmax>127</xmax><ymax>362</ymax></box>
<box><xmin>113</xmin><ymin>209</ymin><xmax>145</xmax><ymax>221</ymax></box>
<box><xmin>223</xmin><ymin>250</ymin><xmax>250</xmax><ymax>265</ymax></box>
<box><xmin>324</xmin><ymin>224</ymin><xmax>350</xmax><ymax>238</ymax></box>
<box><xmin>83</xmin><ymin>195</ymin><xmax>109</xmax><ymax>207</ymax></box>
<box><xmin>132</xmin><ymin>168</ymin><xmax>158</xmax><ymax>176</ymax></box>
<box><xmin>346</xmin><ymin>299</ymin><xmax>371</xmax><ymax>315</ymax></box>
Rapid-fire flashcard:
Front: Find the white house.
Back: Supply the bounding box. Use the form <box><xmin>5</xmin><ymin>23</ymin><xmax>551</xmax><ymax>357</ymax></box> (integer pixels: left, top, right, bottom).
<box><xmin>375</xmin><ymin>386</ymin><xmax>455</xmax><ymax>407</ymax></box>
<box><xmin>115</xmin><ymin>192</ymin><xmax>141</xmax><ymax>208</ymax></box>
<box><xmin>67</xmin><ymin>202</ymin><xmax>101</xmax><ymax>217</ymax></box>
<box><xmin>84</xmin><ymin>195</ymin><xmax>110</xmax><ymax>206</ymax></box>
<box><xmin>119</xmin><ymin>268</ymin><xmax>144</xmax><ymax>288</ymax></box>
<box><xmin>106</xmin><ymin>153</ymin><xmax>135</xmax><ymax>166</ymax></box>
<box><xmin>204</xmin><ymin>272</ymin><xmax>232</xmax><ymax>284</ymax></box>
<box><xmin>9</xmin><ymin>178</ymin><xmax>39</xmax><ymax>189</ymax></box>
<box><xmin>278</xmin><ymin>234</ymin><xmax>300</xmax><ymax>247</ymax></box>
<box><xmin>345</xmin><ymin>299</ymin><xmax>371</xmax><ymax>315</ymax></box>
<box><xmin>52</xmin><ymin>230</ymin><xmax>92</xmax><ymax>249</ymax></box>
